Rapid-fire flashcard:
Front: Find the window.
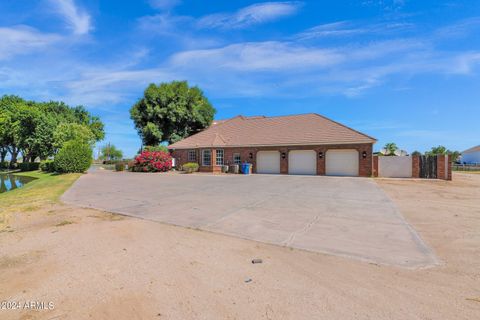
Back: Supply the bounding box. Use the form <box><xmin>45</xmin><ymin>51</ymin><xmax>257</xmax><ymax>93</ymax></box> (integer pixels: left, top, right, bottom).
<box><xmin>233</xmin><ymin>153</ymin><xmax>241</xmax><ymax>164</ymax></box>
<box><xmin>216</xmin><ymin>149</ymin><xmax>224</xmax><ymax>166</ymax></box>
<box><xmin>188</xmin><ymin>150</ymin><xmax>196</xmax><ymax>162</ymax></box>
<box><xmin>202</xmin><ymin>150</ymin><xmax>211</xmax><ymax>166</ymax></box>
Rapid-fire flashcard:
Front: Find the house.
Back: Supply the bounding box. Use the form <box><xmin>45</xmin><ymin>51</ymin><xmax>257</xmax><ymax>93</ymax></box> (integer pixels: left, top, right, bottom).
<box><xmin>168</xmin><ymin>113</ymin><xmax>376</xmax><ymax>177</ymax></box>
<box><xmin>460</xmin><ymin>145</ymin><xmax>480</xmax><ymax>164</ymax></box>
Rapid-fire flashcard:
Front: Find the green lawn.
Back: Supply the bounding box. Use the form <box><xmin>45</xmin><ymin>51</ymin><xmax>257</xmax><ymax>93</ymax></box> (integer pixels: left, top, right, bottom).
<box><xmin>0</xmin><ymin>171</ymin><xmax>81</xmax><ymax>230</ymax></box>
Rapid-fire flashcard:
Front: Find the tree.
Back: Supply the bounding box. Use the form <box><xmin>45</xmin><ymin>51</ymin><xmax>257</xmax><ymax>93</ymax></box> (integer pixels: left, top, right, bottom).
<box><xmin>0</xmin><ymin>95</ymin><xmax>105</xmax><ymax>166</ymax></box>
<box><xmin>0</xmin><ymin>95</ymin><xmax>27</xmax><ymax>166</ymax></box>
<box><xmin>426</xmin><ymin>145</ymin><xmax>447</xmax><ymax>155</ymax></box>
<box><xmin>383</xmin><ymin>142</ymin><xmax>398</xmax><ymax>156</ymax></box>
<box><xmin>411</xmin><ymin>151</ymin><xmax>422</xmax><ymax>156</ymax></box>
<box><xmin>143</xmin><ymin>145</ymin><xmax>169</xmax><ymax>153</ymax></box>
<box><xmin>449</xmin><ymin>150</ymin><xmax>461</xmax><ymax>162</ymax></box>
<box><xmin>100</xmin><ymin>143</ymin><xmax>123</xmax><ymax>161</ymax></box>
<box><xmin>425</xmin><ymin>146</ymin><xmax>460</xmax><ymax>162</ymax></box>
<box><xmin>130</xmin><ymin>81</ymin><xmax>216</xmax><ymax>146</ymax></box>
<box><xmin>53</xmin><ymin>123</ymin><xmax>96</xmax><ymax>151</ymax></box>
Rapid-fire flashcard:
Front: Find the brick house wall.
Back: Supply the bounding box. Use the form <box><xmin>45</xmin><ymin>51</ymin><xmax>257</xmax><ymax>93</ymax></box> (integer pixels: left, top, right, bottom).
<box><xmin>171</xmin><ymin>143</ymin><xmax>373</xmax><ymax>177</ymax></box>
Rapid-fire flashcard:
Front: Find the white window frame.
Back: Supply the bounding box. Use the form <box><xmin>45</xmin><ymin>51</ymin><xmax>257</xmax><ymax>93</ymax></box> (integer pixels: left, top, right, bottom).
<box><xmin>188</xmin><ymin>150</ymin><xmax>196</xmax><ymax>162</ymax></box>
<box><xmin>216</xmin><ymin>149</ymin><xmax>224</xmax><ymax>166</ymax></box>
<box><xmin>202</xmin><ymin>149</ymin><xmax>211</xmax><ymax>166</ymax></box>
<box><xmin>233</xmin><ymin>153</ymin><xmax>241</xmax><ymax>165</ymax></box>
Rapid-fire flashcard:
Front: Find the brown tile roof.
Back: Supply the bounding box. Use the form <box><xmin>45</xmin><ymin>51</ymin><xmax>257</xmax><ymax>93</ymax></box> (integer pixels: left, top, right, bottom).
<box><xmin>462</xmin><ymin>145</ymin><xmax>480</xmax><ymax>154</ymax></box>
<box><xmin>168</xmin><ymin>113</ymin><xmax>376</xmax><ymax>149</ymax></box>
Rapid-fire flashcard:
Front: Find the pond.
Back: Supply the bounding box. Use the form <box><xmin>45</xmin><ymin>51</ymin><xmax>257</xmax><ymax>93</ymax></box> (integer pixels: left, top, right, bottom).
<box><xmin>0</xmin><ymin>174</ymin><xmax>36</xmax><ymax>193</ymax></box>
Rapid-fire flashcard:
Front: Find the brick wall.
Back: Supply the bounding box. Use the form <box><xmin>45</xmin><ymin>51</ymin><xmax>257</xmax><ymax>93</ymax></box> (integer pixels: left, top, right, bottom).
<box><xmin>171</xmin><ymin>143</ymin><xmax>373</xmax><ymax>177</ymax></box>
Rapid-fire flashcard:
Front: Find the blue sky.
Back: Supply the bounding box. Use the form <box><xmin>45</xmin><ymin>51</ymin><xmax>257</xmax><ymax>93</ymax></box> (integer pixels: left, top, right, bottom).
<box><xmin>1</xmin><ymin>0</ymin><xmax>479</xmax><ymax>157</ymax></box>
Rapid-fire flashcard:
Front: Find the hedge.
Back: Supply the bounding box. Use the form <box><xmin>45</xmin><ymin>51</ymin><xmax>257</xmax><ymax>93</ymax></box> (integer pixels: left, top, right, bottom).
<box><xmin>182</xmin><ymin>162</ymin><xmax>199</xmax><ymax>173</ymax></box>
<box><xmin>40</xmin><ymin>160</ymin><xmax>55</xmax><ymax>172</ymax></box>
<box><xmin>19</xmin><ymin>162</ymin><xmax>40</xmax><ymax>172</ymax></box>
<box><xmin>54</xmin><ymin>140</ymin><xmax>93</xmax><ymax>173</ymax></box>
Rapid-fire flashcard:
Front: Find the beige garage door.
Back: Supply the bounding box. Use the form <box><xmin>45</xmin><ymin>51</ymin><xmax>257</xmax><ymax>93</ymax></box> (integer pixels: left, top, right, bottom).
<box><xmin>256</xmin><ymin>151</ymin><xmax>280</xmax><ymax>174</ymax></box>
<box><xmin>288</xmin><ymin>150</ymin><xmax>316</xmax><ymax>175</ymax></box>
<box><xmin>326</xmin><ymin>149</ymin><xmax>359</xmax><ymax>176</ymax></box>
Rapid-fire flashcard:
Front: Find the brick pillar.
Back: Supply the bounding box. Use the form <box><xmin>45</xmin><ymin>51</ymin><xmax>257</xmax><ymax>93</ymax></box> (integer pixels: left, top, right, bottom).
<box><xmin>437</xmin><ymin>155</ymin><xmax>446</xmax><ymax>180</ymax></box>
<box><xmin>280</xmin><ymin>149</ymin><xmax>288</xmax><ymax>174</ymax></box>
<box><xmin>373</xmin><ymin>155</ymin><xmax>379</xmax><ymax>177</ymax></box>
<box><xmin>412</xmin><ymin>156</ymin><xmax>420</xmax><ymax>178</ymax></box>
<box><xmin>447</xmin><ymin>155</ymin><xmax>452</xmax><ymax>181</ymax></box>
<box><xmin>359</xmin><ymin>144</ymin><xmax>373</xmax><ymax>177</ymax></box>
<box><xmin>317</xmin><ymin>147</ymin><xmax>326</xmax><ymax>175</ymax></box>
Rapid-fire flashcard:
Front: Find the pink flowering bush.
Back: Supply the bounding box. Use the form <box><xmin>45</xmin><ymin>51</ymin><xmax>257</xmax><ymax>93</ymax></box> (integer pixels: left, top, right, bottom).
<box><xmin>132</xmin><ymin>151</ymin><xmax>172</xmax><ymax>172</ymax></box>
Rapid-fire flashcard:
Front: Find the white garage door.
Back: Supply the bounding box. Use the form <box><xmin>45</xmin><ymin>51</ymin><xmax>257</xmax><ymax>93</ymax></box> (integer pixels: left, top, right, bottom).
<box><xmin>256</xmin><ymin>151</ymin><xmax>281</xmax><ymax>174</ymax></box>
<box><xmin>288</xmin><ymin>150</ymin><xmax>316</xmax><ymax>175</ymax></box>
<box><xmin>326</xmin><ymin>149</ymin><xmax>359</xmax><ymax>176</ymax></box>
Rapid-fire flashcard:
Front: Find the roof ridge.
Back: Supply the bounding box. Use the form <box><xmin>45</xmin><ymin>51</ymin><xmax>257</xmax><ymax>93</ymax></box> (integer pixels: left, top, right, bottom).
<box><xmin>312</xmin><ymin>113</ymin><xmax>377</xmax><ymax>142</ymax></box>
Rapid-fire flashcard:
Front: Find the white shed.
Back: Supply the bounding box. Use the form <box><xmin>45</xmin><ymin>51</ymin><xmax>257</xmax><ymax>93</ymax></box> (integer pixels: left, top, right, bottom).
<box><xmin>461</xmin><ymin>145</ymin><xmax>480</xmax><ymax>164</ymax></box>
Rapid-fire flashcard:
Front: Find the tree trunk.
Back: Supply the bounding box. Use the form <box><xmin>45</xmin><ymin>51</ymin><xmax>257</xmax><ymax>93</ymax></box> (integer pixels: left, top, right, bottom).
<box><xmin>8</xmin><ymin>146</ymin><xmax>18</xmax><ymax>168</ymax></box>
<box><xmin>0</xmin><ymin>148</ymin><xmax>6</xmax><ymax>163</ymax></box>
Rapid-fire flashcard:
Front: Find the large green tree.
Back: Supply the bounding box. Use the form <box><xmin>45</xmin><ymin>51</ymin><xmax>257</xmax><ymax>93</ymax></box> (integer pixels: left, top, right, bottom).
<box><xmin>0</xmin><ymin>95</ymin><xmax>105</xmax><ymax>166</ymax></box>
<box><xmin>130</xmin><ymin>81</ymin><xmax>216</xmax><ymax>145</ymax></box>
<box><xmin>100</xmin><ymin>143</ymin><xmax>123</xmax><ymax>161</ymax></box>
<box><xmin>53</xmin><ymin>123</ymin><xmax>96</xmax><ymax>151</ymax></box>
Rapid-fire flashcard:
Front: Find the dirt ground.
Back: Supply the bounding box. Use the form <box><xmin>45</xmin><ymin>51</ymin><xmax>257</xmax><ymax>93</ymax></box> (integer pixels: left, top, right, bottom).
<box><xmin>0</xmin><ymin>173</ymin><xmax>479</xmax><ymax>319</ymax></box>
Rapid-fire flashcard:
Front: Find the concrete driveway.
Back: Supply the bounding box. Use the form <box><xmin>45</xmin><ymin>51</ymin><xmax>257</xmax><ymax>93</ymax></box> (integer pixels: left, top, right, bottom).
<box><xmin>62</xmin><ymin>170</ymin><xmax>438</xmax><ymax>268</ymax></box>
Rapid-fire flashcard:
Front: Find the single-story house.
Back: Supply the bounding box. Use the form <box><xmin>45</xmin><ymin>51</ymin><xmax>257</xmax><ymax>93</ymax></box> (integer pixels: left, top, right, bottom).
<box><xmin>460</xmin><ymin>145</ymin><xmax>480</xmax><ymax>164</ymax></box>
<box><xmin>168</xmin><ymin>113</ymin><xmax>376</xmax><ymax>177</ymax></box>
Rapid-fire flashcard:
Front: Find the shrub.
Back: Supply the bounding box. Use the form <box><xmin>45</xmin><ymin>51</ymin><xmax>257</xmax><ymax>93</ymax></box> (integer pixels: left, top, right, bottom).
<box><xmin>133</xmin><ymin>151</ymin><xmax>172</xmax><ymax>172</ymax></box>
<box><xmin>127</xmin><ymin>160</ymin><xmax>135</xmax><ymax>171</ymax></box>
<box><xmin>102</xmin><ymin>160</ymin><xmax>122</xmax><ymax>165</ymax></box>
<box><xmin>19</xmin><ymin>162</ymin><xmax>40</xmax><ymax>172</ymax></box>
<box><xmin>0</xmin><ymin>161</ymin><xmax>9</xmax><ymax>169</ymax></box>
<box><xmin>182</xmin><ymin>162</ymin><xmax>199</xmax><ymax>173</ymax></box>
<box><xmin>144</xmin><ymin>145</ymin><xmax>169</xmax><ymax>153</ymax></box>
<box><xmin>54</xmin><ymin>140</ymin><xmax>93</xmax><ymax>173</ymax></box>
<box><xmin>40</xmin><ymin>160</ymin><xmax>55</xmax><ymax>172</ymax></box>
<box><xmin>115</xmin><ymin>162</ymin><xmax>125</xmax><ymax>171</ymax></box>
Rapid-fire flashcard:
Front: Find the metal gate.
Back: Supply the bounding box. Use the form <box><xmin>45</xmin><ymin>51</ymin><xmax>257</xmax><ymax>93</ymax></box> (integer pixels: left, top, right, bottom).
<box><xmin>419</xmin><ymin>155</ymin><xmax>437</xmax><ymax>179</ymax></box>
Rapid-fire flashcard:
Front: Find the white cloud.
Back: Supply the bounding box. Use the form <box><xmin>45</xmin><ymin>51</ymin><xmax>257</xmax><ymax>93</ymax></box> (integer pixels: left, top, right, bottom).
<box><xmin>48</xmin><ymin>0</ymin><xmax>92</xmax><ymax>35</ymax></box>
<box><xmin>171</xmin><ymin>41</ymin><xmax>342</xmax><ymax>71</ymax></box>
<box><xmin>148</xmin><ymin>0</ymin><xmax>181</xmax><ymax>10</ymax></box>
<box><xmin>450</xmin><ymin>52</ymin><xmax>480</xmax><ymax>74</ymax></box>
<box><xmin>197</xmin><ymin>2</ymin><xmax>302</xmax><ymax>29</ymax></box>
<box><xmin>296</xmin><ymin>20</ymin><xmax>414</xmax><ymax>40</ymax></box>
<box><xmin>0</xmin><ymin>25</ymin><xmax>61</xmax><ymax>60</ymax></box>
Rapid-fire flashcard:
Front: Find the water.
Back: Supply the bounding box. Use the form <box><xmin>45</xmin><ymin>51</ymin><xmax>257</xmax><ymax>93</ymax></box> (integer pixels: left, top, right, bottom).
<box><xmin>0</xmin><ymin>174</ymin><xmax>36</xmax><ymax>193</ymax></box>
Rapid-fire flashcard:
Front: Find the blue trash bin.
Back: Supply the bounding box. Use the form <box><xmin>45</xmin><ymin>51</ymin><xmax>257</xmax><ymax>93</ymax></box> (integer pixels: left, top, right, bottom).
<box><xmin>242</xmin><ymin>163</ymin><xmax>251</xmax><ymax>175</ymax></box>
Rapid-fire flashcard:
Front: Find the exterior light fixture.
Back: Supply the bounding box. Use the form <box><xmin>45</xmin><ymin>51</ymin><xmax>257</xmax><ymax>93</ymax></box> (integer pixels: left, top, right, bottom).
<box><xmin>362</xmin><ymin>151</ymin><xmax>367</xmax><ymax>159</ymax></box>
<box><xmin>318</xmin><ymin>152</ymin><xmax>324</xmax><ymax>159</ymax></box>
<box><xmin>281</xmin><ymin>152</ymin><xmax>286</xmax><ymax>159</ymax></box>
<box><xmin>249</xmin><ymin>152</ymin><xmax>253</xmax><ymax>159</ymax></box>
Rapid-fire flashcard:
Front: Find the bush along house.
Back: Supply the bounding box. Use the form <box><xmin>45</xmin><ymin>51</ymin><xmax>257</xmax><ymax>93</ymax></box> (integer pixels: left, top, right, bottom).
<box><xmin>168</xmin><ymin>113</ymin><xmax>377</xmax><ymax>177</ymax></box>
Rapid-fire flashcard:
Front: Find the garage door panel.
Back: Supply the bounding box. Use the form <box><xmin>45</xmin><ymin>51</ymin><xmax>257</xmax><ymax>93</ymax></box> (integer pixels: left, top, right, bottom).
<box><xmin>326</xmin><ymin>150</ymin><xmax>359</xmax><ymax>176</ymax></box>
<box><xmin>289</xmin><ymin>150</ymin><xmax>316</xmax><ymax>175</ymax></box>
<box><xmin>256</xmin><ymin>151</ymin><xmax>280</xmax><ymax>174</ymax></box>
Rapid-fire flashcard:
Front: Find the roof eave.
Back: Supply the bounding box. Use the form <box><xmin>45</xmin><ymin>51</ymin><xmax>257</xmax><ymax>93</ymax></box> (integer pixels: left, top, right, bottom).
<box><xmin>168</xmin><ymin>140</ymin><xmax>376</xmax><ymax>150</ymax></box>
